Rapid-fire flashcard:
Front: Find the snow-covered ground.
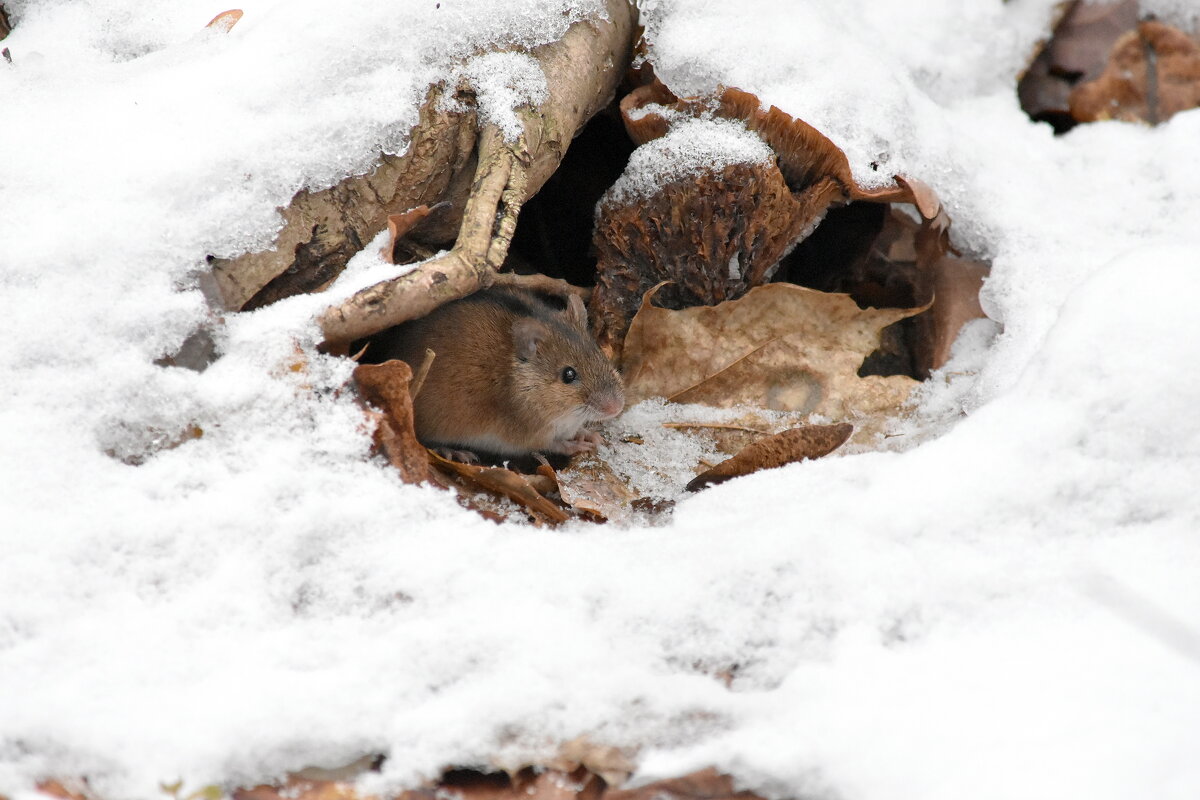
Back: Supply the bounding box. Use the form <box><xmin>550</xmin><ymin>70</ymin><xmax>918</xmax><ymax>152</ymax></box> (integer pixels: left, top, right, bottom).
<box><xmin>3</xmin><ymin>1</ymin><xmax>1199</xmax><ymax>799</ymax></box>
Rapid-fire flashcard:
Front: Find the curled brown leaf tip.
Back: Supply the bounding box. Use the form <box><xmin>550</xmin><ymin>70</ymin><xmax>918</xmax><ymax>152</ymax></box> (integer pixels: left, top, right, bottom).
<box><xmin>686</xmin><ymin>423</ymin><xmax>853</xmax><ymax>491</ymax></box>
<box><xmin>353</xmin><ymin>360</ymin><xmax>430</xmax><ymax>484</ymax></box>
<box><xmin>205</xmin><ymin>9</ymin><xmax>243</xmax><ymax>33</ymax></box>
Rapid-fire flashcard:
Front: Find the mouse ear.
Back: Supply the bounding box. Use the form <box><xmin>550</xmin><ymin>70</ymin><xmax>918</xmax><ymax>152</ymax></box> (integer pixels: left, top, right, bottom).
<box><xmin>512</xmin><ymin>317</ymin><xmax>545</xmax><ymax>361</ymax></box>
<box><xmin>565</xmin><ymin>293</ymin><xmax>589</xmax><ymax>332</ymax></box>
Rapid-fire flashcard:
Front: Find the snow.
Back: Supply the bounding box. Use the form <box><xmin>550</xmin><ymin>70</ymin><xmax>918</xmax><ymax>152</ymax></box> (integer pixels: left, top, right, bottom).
<box><xmin>3</xmin><ymin>1</ymin><xmax>1200</xmax><ymax>799</ymax></box>
<box><xmin>600</xmin><ymin>117</ymin><xmax>774</xmax><ymax>206</ymax></box>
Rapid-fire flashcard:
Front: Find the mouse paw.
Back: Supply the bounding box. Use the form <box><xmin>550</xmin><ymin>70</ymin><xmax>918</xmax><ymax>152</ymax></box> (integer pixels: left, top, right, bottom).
<box><xmin>435</xmin><ymin>447</ymin><xmax>479</xmax><ymax>464</ymax></box>
<box><xmin>556</xmin><ymin>430</ymin><xmax>604</xmax><ymax>455</ymax></box>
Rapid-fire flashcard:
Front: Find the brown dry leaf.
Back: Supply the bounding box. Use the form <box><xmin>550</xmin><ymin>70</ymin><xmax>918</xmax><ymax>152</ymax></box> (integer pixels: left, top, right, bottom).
<box><xmin>605</xmin><ymin>768</ymin><xmax>763</xmax><ymax>800</ymax></box>
<box><xmin>686</xmin><ymin>423</ymin><xmax>853</xmax><ymax>491</ymax></box>
<box><xmin>382</xmin><ymin>203</ymin><xmax>450</xmax><ymax>264</ymax></box>
<box><xmin>353</xmin><ymin>360</ymin><xmax>430</xmax><ymax>484</ymax></box>
<box><xmin>621</xmin><ymin>283</ymin><xmax>926</xmax><ymax>420</ymax></box>
<box><xmin>205</xmin><ymin>9</ymin><xmax>243</xmax><ymax>33</ymax></box>
<box><xmin>1070</xmin><ymin>20</ymin><xmax>1200</xmax><ymax>124</ymax></box>
<box><xmin>35</xmin><ymin>780</ymin><xmax>91</xmax><ymax>800</ymax></box>
<box><xmin>554</xmin><ymin>458</ymin><xmax>639</xmax><ymax>522</ymax></box>
<box><xmin>1018</xmin><ymin>0</ymin><xmax>1138</xmax><ymax>130</ymax></box>
<box><xmin>234</xmin><ymin>779</ymin><xmax>390</xmax><ymax>800</ymax></box>
<box><xmin>547</xmin><ymin>737</ymin><xmax>636</xmax><ymax>788</ymax></box>
<box><xmin>429</xmin><ymin>451</ymin><xmax>569</xmax><ymax>525</ymax></box>
<box><xmin>911</xmin><ymin>255</ymin><xmax>989</xmax><ymax>377</ymax></box>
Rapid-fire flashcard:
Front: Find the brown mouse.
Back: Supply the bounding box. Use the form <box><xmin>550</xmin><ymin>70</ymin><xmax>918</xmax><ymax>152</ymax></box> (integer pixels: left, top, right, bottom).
<box><xmin>371</xmin><ymin>286</ymin><xmax>625</xmax><ymax>459</ymax></box>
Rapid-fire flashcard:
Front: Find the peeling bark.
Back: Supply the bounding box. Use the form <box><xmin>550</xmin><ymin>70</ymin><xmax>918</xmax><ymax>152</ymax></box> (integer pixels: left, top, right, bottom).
<box><xmin>209</xmin><ymin>0</ymin><xmax>637</xmax><ymax>343</ymax></box>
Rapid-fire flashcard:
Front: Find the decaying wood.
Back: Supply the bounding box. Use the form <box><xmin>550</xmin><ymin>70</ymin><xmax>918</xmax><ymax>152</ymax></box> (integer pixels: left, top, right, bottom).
<box><xmin>210</xmin><ymin>0</ymin><xmax>635</xmax><ymax>345</ymax></box>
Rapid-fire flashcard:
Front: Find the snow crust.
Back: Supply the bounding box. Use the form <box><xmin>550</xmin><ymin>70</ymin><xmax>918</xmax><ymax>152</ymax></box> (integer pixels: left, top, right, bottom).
<box><xmin>3</xmin><ymin>1</ymin><xmax>1200</xmax><ymax>799</ymax></box>
<box><xmin>602</xmin><ymin>118</ymin><xmax>774</xmax><ymax>205</ymax></box>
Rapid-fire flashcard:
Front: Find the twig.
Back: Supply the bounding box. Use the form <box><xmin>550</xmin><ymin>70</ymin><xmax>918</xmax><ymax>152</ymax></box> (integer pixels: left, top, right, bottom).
<box><xmin>409</xmin><ymin>348</ymin><xmax>436</xmax><ymax>401</ymax></box>
<box><xmin>662</xmin><ymin>422</ymin><xmax>773</xmax><ymax>435</ymax></box>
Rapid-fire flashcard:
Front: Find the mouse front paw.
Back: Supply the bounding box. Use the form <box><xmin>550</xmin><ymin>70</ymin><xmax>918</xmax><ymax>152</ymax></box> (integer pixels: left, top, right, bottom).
<box><xmin>555</xmin><ymin>429</ymin><xmax>604</xmax><ymax>455</ymax></box>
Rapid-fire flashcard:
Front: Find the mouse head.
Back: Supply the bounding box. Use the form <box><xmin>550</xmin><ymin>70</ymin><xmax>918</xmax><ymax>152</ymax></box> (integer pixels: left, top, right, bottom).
<box><xmin>510</xmin><ymin>301</ymin><xmax>624</xmax><ymax>429</ymax></box>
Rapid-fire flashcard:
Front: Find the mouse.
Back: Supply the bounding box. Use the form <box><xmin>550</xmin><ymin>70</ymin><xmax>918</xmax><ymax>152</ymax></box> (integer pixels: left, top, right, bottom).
<box><xmin>370</xmin><ymin>286</ymin><xmax>625</xmax><ymax>461</ymax></box>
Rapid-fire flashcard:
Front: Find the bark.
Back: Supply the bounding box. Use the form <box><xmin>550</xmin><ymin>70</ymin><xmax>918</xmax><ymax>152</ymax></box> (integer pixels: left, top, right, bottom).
<box><xmin>208</xmin><ymin>0</ymin><xmax>636</xmax><ymax>344</ymax></box>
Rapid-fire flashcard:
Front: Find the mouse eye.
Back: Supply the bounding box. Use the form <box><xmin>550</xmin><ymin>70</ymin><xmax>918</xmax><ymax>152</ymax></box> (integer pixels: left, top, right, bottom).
<box><xmin>560</xmin><ymin>366</ymin><xmax>578</xmax><ymax>384</ymax></box>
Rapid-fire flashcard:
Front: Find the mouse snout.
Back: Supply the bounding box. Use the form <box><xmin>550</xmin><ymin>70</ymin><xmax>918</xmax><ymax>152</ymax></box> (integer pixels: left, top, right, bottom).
<box><xmin>592</xmin><ymin>387</ymin><xmax>625</xmax><ymax>420</ymax></box>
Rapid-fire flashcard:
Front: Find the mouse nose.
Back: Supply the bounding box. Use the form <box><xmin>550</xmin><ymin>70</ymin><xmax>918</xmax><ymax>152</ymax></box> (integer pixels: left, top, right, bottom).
<box><xmin>595</xmin><ymin>390</ymin><xmax>624</xmax><ymax>419</ymax></box>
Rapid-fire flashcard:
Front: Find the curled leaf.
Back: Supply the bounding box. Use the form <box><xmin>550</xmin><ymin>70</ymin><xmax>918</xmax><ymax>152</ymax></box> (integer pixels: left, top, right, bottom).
<box><xmin>353</xmin><ymin>361</ymin><xmax>430</xmax><ymax>484</ymax></box>
<box><xmin>205</xmin><ymin>9</ymin><xmax>243</xmax><ymax>33</ymax></box>
<box><xmin>686</xmin><ymin>423</ymin><xmax>853</xmax><ymax>491</ymax></box>
<box><xmin>429</xmin><ymin>451</ymin><xmax>568</xmax><ymax>525</ymax></box>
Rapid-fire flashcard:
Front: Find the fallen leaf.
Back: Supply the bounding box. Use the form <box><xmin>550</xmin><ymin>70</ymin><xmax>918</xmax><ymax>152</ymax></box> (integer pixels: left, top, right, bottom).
<box><xmin>35</xmin><ymin>780</ymin><xmax>90</xmax><ymax>800</ymax></box>
<box><xmin>234</xmin><ymin>779</ymin><xmax>390</xmax><ymax>800</ymax></box>
<box><xmin>605</xmin><ymin>768</ymin><xmax>763</xmax><ymax>800</ymax></box>
<box><xmin>548</xmin><ymin>736</ymin><xmax>636</xmax><ymax>788</ymax></box>
<box><xmin>205</xmin><ymin>9</ymin><xmax>243</xmax><ymax>33</ymax></box>
<box><xmin>353</xmin><ymin>360</ymin><xmax>430</xmax><ymax>484</ymax></box>
<box><xmin>911</xmin><ymin>255</ymin><xmax>989</xmax><ymax>377</ymax></box>
<box><xmin>1018</xmin><ymin>0</ymin><xmax>1138</xmax><ymax>131</ymax></box>
<box><xmin>686</xmin><ymin>423</ymin><xmax>853</xmax><ymax>491</ymax></box>
<box><xmin>1069</xmin><ymin>20</ymin><xmax>1200</xmax><ymax>125</ymax></box>
<box><xmin>429</xmin><ymin>451</ymin><xmax>569</xmax><ymax>525</ymax></box>
<box><xmin>621</xmin><ymin>283</ymin><xmax>926</xmax><ymax>420</ymax></box>
<box><xmin>382</xmin><ymin>203</ymin><xmax>450</xmax><ymax>264</ymax></box>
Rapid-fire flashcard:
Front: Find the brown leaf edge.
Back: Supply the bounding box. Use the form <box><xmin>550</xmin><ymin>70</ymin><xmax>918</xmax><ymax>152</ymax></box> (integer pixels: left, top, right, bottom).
<box><xmin>1069</xmin><ymin>19</ymin><xmax>1200</xmax><ymax>125</ymax></box>
<box><xmin>383</xmin><ymin>202</ymin><xmax>453</xmax><ymax>265</ymax></box>
<box><xmin>353</xmin><ymin>361</ymin><xmax>431</xmax><ymax>484</ymax></box>
<box><xmin>205</xmin><ymin>10</ymin><xmax>243</xmax><ymax>33</ymax></box>
<box><xmin>429</xmin><ymin>450</ymin><xmax>569</xmax><ymax>525</ymax></box>
<box><xmin>686</xmin><ymin>423</ymin><xmax>854</xmax><ymax>491</ymax></box>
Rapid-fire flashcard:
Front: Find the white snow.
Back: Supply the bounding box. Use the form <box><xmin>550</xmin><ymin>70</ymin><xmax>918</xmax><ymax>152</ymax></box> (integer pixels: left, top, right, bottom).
<box><xmin>3</xmin><ymin>1</ymin><xmax>1200</xmax><ymax>799</ymax></box>
<box><xmin>600</xmin><ymin>117</ymin><xmax>774</xmax><ymax>206</ymax></box>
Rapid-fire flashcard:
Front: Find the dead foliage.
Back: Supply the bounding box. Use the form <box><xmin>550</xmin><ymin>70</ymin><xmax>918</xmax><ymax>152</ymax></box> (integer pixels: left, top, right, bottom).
<box><xmin>353</xmin><ymin>360</ymin><xmax>430</xmax><ymax>484</ymax></box>
<box><xmin>428</xmin><ymin>450</ymin><xmax>570</xmax><ymax>526</ymax></box>
<box><xmin>621</xmin><ymin>283</ymin><xmax>927</xmax><ymax>419</ymax></box>
<box><xmin>230</xmin><ymin>762</ymin><xmax>755</xmax><ymax>800</ymax></box>
<box><xmin>592</xmin><ymin>80</ymin><xmax>967</xmax><ymax>363</ymax></box>
<box><xmin>205</xmin><ymin>10</ymin><xmax>243</xmax><ymax>33</ymax></box>
<box><xmin>686</xmin><ymin>423</ymin><xmax>854</xmax><ymax>491</ymax></box>
<box><xmin>1070</xmin><ymin>20</ymin><xmax>1200</xmax><ymax>124</ymax></box>
<box><xmin>1019</xmin><ymin>2</ymin><xmax>1200</xmax><ymax>130</ymax></box>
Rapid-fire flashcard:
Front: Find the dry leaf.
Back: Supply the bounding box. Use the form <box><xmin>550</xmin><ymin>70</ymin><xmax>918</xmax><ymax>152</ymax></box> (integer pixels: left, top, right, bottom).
<box><xmin>234</xmin><ymin>779</ymin><xmax>387</xmax><ymax>800</ymax></box>
<box><xmin>548</xmin><ymin>736</ymin><xmax>636</xmax><ymax>788</ymax></box>
<box><xmin>205</xmin><ymin>9</ymin><xmax>243</xmax><ymax>33</ymax></box>
<box><xmin>605</xmin><ymin>769</ymin><xmax>763</xmax><ymax>800</ymax></box>
<box><xmin>621</xmin><ymin>283</ymin><xmax>926</xmax><ymax>420</ymax></box>
<box><xmin>429</xmin><ymin>451</ymin><xmax>569</xmax><ymax>525</ymax></box>
<box><xmin>1018</xmin><ymin>0</ymin><xmax>1138</xmax><ymax>130</ymax></box>
<box><xmin>382</xmin><ymin>203</ymin><xmax>450</xmax><ymax>264</ymax></box>
<box><xmin>1069</xmin><ymin>20</ymin><xmax>1200</xmax><ymax>125</ymax></box>
<box><xmin>911</xmin><ymin>255</ymin><xmax>988</xmax><ymax>377</ymax></box>
<box><xmin>554</xmin><ymin>458</ymin><xmax>639</xmax><ymax>522</ymax></box>
<box><xmin>353</xmin><ymin>360</ymin><xmax>430</xmax><ymax>484</ymax></box>
<box><xmin>686</xmin><ymin>423</ymin><xmax>853</xmax><ymax>491</ymax></box>
<box><xmin>35</xmin><ymin>780</ymin><xmax>90</xmax><ymax>800</ymax></box>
